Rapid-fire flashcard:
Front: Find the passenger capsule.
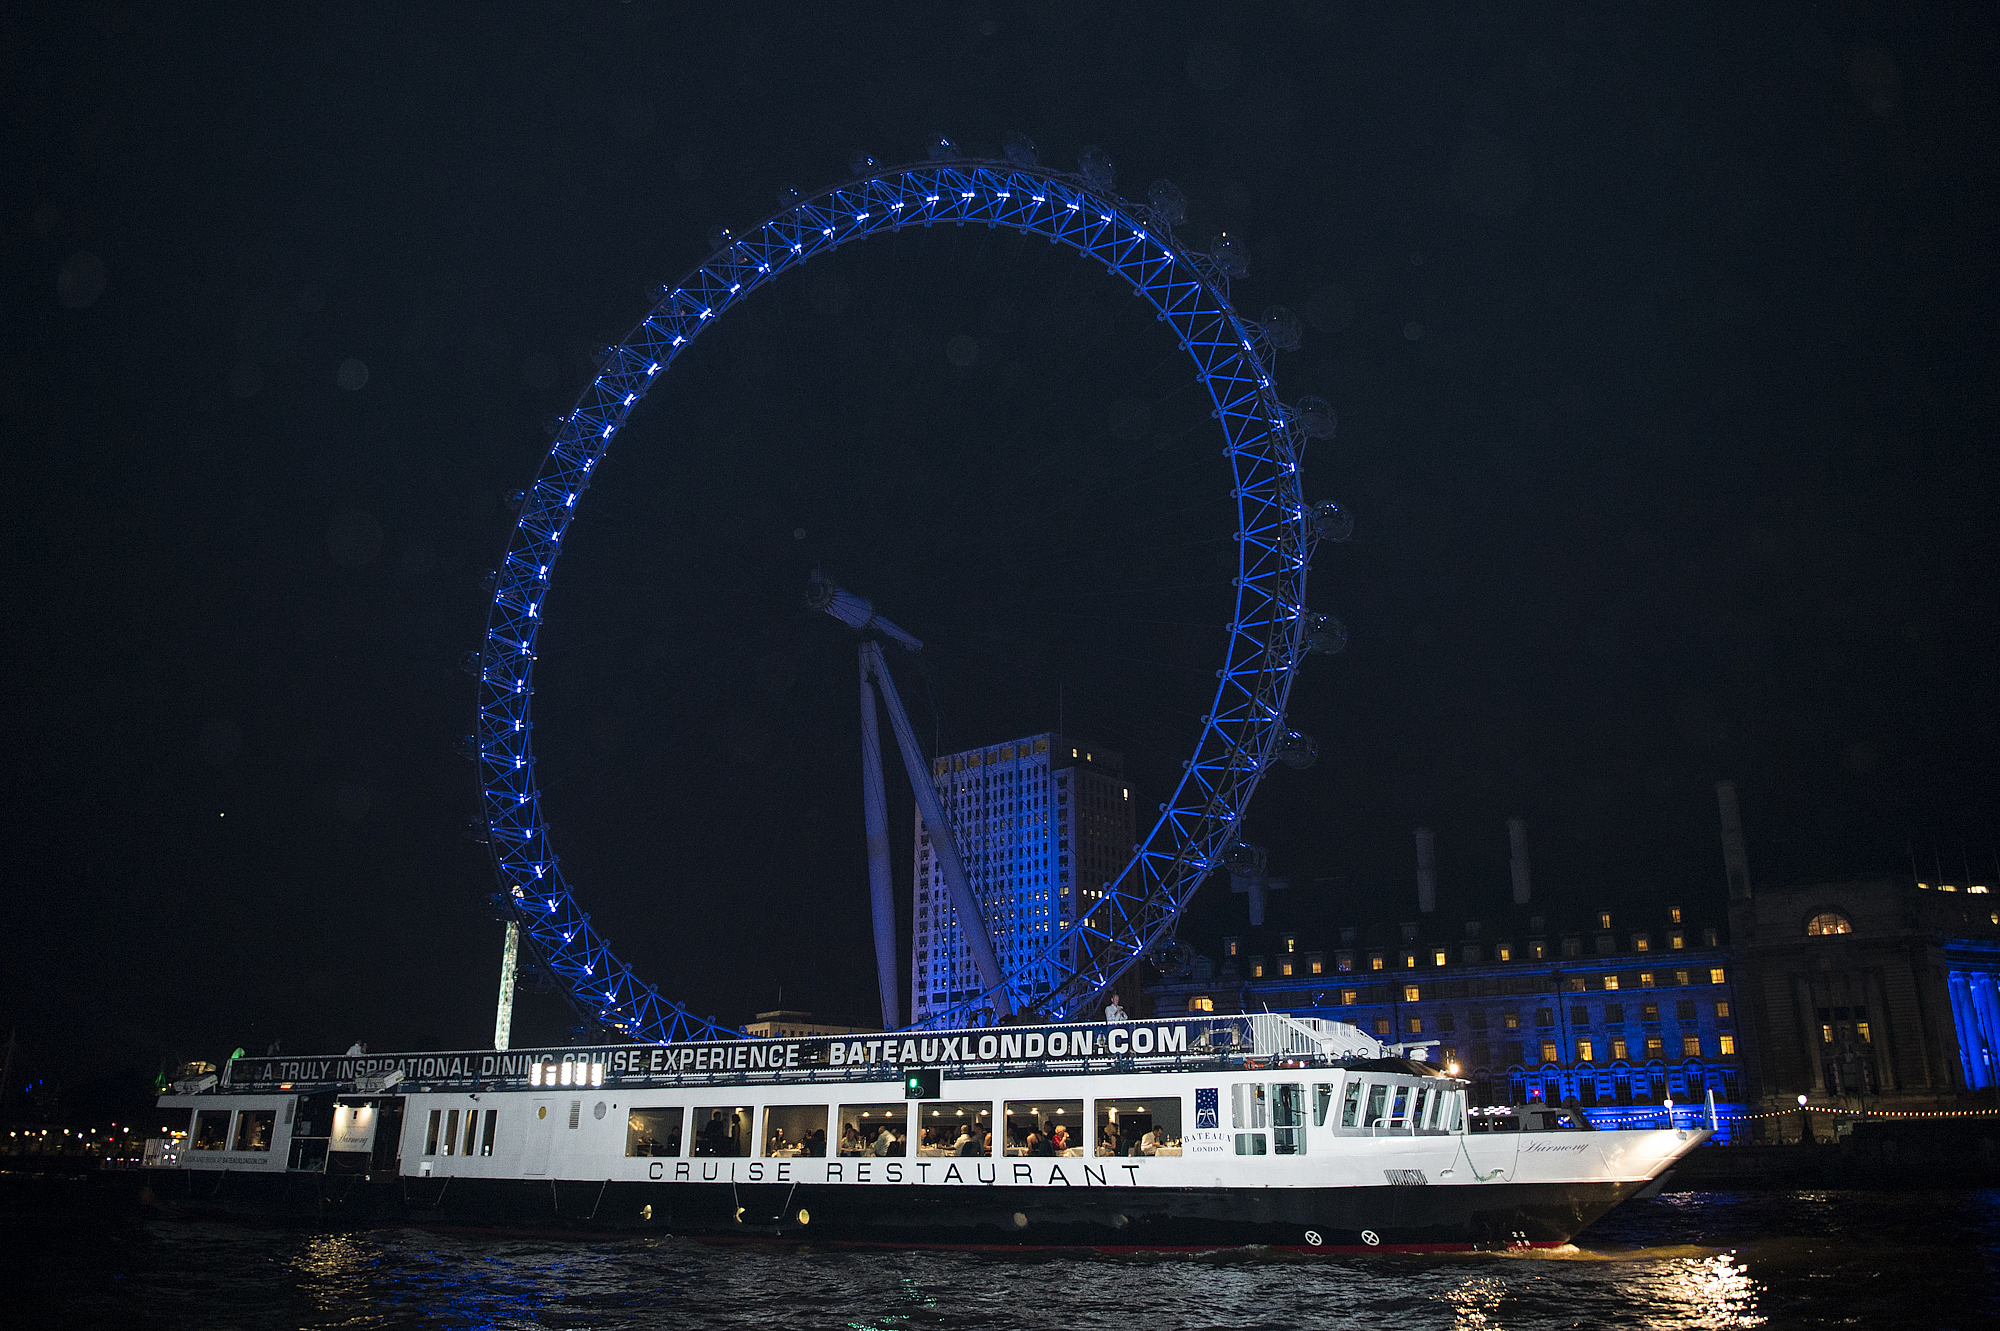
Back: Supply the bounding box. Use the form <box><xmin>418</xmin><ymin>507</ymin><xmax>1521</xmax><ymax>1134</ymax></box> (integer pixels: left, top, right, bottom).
<box><xmin>1078</xmin><ymin>145</ymin><xmax>1115</xmax><ymax>192</ymax></box>
<box><xmin>1295</xmin><ymin>396</ymin><xmax>1338</xmax><ymax>440</ymax></box>
<box><xmin>1003</xmin><ymin>131</ymin><xmax>1039</xmax><ymax>168</ymax></box>
<box><xmin>1312</xmin><ymin>500</ymin><xmax>1353</xmax><ymax>542</ymax></box>
<box><xmin>1210</xmin><ymin>232</ymin><xmax>1249</xmax><ymax>278</ymax></box>
<box><xmin>1304</xmin><ymin>613</ymin><xmax>1348</xmax><ymax>655</ymax></box>
<box><xmin>1262</xmin><ymin>306</ymin><xmax>1302</xmax><ymax>352</ymax></box>
<box><xmin>1147</xmin><ymin>179</ymin><xmax>1188</xmax><ymax>226</ymax></box>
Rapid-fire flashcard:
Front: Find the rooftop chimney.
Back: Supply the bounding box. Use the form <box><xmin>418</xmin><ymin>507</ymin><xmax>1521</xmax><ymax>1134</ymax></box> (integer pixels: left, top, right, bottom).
<box><xmin>1415</xmin><ymin>827</ymin><xmax>1436</xmax><ymax>913</ymax></box>
<box><xmin>1508</xmin><ymin>816</ymin><xmax>1531</xmax><ymax>905</ymax></box>
<box><xmin>1716</xmin><ymin>780</ymin><xmax>1751</xmax><ymax>901</ymax></box>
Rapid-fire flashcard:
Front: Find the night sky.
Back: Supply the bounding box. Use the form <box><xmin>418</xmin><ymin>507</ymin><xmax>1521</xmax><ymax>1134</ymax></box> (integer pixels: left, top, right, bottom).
<box><xmin>8</xmin><ymin>4</ymin><xmax>1996</xmax><ymax>1111</ymax></box>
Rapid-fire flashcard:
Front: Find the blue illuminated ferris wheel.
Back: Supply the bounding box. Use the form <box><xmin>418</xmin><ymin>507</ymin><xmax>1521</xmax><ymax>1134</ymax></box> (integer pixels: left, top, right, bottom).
<box><xmin>474</xmin><ymin>140</ymin><xmax>1349</xmax><ymax>1043</ymax></box>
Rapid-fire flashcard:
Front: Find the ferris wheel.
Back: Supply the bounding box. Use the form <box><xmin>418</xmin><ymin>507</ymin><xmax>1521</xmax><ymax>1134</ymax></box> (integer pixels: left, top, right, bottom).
<box><xmin>472</xmin><ymin>139</ymin><xmax>1350</xmax><ymax>1044</ymax></box>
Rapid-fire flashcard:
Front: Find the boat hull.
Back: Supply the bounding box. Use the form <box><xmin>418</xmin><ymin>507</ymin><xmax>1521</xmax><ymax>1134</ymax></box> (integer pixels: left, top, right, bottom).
<box><xmin>143</xmin><ymin>1167</ymin><xmax>1644</xmax><ymax>1252</ymax></box>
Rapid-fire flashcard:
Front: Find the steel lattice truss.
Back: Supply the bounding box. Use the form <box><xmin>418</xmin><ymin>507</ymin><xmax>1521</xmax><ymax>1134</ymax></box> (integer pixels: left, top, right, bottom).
<box><xmin>476</xmin><ymin>158</ymin><xmax>1329</xmax><ymax>1043</ymax></box>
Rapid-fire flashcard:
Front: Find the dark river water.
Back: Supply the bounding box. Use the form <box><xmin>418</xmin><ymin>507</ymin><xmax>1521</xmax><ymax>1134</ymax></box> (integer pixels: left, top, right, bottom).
<box><xmin>10</xmin><ymin>1189</ymin><xmax>1992</xmax><ymax>1330</ymax></box>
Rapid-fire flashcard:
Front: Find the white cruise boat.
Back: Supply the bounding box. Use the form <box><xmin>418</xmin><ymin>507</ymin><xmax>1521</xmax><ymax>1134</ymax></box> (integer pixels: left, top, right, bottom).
<box><xmin>146</xmin><ymin>1013</ymin><xmax>1706</xmax><ymax>1251</ymax></box>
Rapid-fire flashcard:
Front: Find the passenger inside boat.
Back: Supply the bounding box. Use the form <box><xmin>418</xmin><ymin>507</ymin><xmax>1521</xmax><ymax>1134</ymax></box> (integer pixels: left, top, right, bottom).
<box><xmin>624</xmin><ymin>1106</ymin><xmax>683</xmax><ymax>1157</ymax></box>
<box><xmin>838</xmin><ymin>1104</ymin><xmax>908</xmax><ymax>1156</ymax></box>
<box><xmin>1004</xmin><ymin>1100</ymin><xmax>1084</xmax><ymax>1157</ymax></box>
<box><xmin>1094</xmin><ymin>1099</ymin><xmax>1184</xmax><ymax>1156</ymax></box>
<box><xmin>913</xmin><ymin>1102</ymin><xmax>992</xmax><ymax>1157</ymax></box>
<box><xmin>691</xmin><ymin>1106</ymin><xmax>753</xmax><ymax>1156</ymax></box>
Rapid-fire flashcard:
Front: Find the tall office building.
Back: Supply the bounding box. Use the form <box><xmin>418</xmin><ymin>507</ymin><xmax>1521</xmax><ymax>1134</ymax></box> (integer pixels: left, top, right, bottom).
<box><xmin>911</xmin><ymin>733</ymin><xmax>1137</xmax><ymax>1022</ymax></box>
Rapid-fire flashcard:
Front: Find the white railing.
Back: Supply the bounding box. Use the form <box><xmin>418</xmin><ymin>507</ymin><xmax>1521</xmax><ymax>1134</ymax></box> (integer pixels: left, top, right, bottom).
<box><xmin>1249</xmin><ymin>1013</ymin><xmax>1385</xmax><ymax>1061</ymax></box>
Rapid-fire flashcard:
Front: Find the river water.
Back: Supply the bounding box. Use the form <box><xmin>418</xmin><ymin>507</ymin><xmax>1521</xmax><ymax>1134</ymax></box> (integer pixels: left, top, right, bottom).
<box><xmin>10</xmin><ymin>1189</ymin><xmax>1991</xmax><ymax>1329</ymax></box>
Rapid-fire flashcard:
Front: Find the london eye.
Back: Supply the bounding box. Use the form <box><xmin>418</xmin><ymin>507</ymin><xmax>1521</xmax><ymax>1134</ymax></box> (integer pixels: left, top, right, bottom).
<box><xmin>472</xmin><ymin>140</ymin><xmax>1348</xmax><ymax>1044</ymax></box>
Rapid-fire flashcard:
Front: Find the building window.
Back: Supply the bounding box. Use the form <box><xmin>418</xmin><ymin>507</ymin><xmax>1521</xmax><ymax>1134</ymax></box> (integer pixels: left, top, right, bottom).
<box><xmin>1251</xmin><ymin>957</ymin><xmax>1265</xmax><ymax>979</ymax></box>
<box><xmin>1370</xmin><ymin>954</ymin><xmax>1385</xmax><ymax>971</ymax></box>
<box><xmin>1502</xmin><ymin>1012</ymin><xmax>1520</xmax><ymax>1030</ymax></box>
<box><xmin>1375</xmin><ymin>1019</ymin><xmax>1392</xmax><ymax>1036</ymax></box>
<box><xmin>1404</xmin><ymin>984</ymin><xmax>1421</xmax><ymax>1003</ymax></box>
<box><xmin>1578</xmin><ymin>1039</ymin><xmax>1595</xmax><ymax>1062</ymax></box>
<box><xmin>1469</xmin><ymin>1010</ymin><xmax>1488</xmax><ymax>1030</ymax></box>
<box><xmin>1704</xmin><ymin>927</ymin><xmax>1720</xmax><ymax>946</ymax></box>
<box><xmin>1682</xmin><ymin>1035</ymin><xmax>1702</xmax><ymax>1057</ymax></box>
<box><xmin>1463</xmin><ymin>945</ymin><xmax>1482</xmax><ymax>964</ymax></box>
<box><xmin>1571</xmin><ymin>1005</ymin><xmax>1589</xmax><ymax>1024</ymax></box>
<box><xmin>1308</xmin><ymin>953</ymin><xmax>1324</xmax><ymax>975</ymax></box>
<box><xmin>1638</xmin><ymin>971</ymin><xmax>1655</xmax><ymax>988</ymax></box>
<box><xmin>1633</xmin><ymin>934</ymin><xmax>1650</xmax><ymax>952</ymax></box>
<box><xmin>1438</xmin><ymin>1012</ymin><xmax>1456</xmax><ymax>1031</ymax></box>
<box><xmin>1283</xmin><ymin>934</ymin><xmax>1296</xmax><ymax>954</ymax></box>
<box><xmin>1535</xmin><ymin>1008</ymin><xmax>1555</xmax><ymax>1028</ymax></box>
<box><xmin>1603</xmin><ymin>975</ymin><xmax>1620</xmax><ymax>991</ymax></box>
<box><xmin>1563</xmin><ymin>938</ymin><xmax>1582</xmax><ymax>958</ymax></box>
<box><xmin>1669</xmin><ymin>931</ymin><xmax>1685</xmax><ymax>950</ymax></box>
<box><xmin>1187</xmin><ymin>996</ymin><xmax>1214</xmax><ymax>1012</ymax></box>
<box><xmin>1505</xmin><ymin>1041</ymin><xmax>1524</xmax><ymax>1065</ymax></box>
<box><xmin>1540</xmin><ymin>1041</ymin><xmax>1559</xmax><ymax>1064</ymax></box>
<box><xmin>1340</xmin><ymin>989</ymin><xmax>1358</xmax><ymax>1006</ymax></box>
<box><xmin>1611</xmin><ymin>1038</ymin><xmax>1629</xmax><ymax>1060</ymax></box>
<box><xmin>1715</xmin><ymin>1001</ymin><xmax>1731</xmax><ymax>1019</ymax></box>
<box><xmin>1596</xmin><ymin>934</ymin><xmax>1617</xmax><ymax>955</ymax></box>
<box><xmin>1646</xmin><ymin>1037</ymin><xmax>1664</xmax><ymax>1059</ymax></box>
<box><xmin>1806</xmin><ymin>912</ymin><xmax>1851</xmax><ymax>937</ymax></box>
<box><xmin>1495</xmin><ymin>944</ymin><xmax>1512</xmax><ymax>962</ymax></box>
<box><xmin>1598</xmin><ymin>912</ymin><xmax>1612</xmax><ymax>930</ymax></box>
<box><xmin>1336</xmin><ymin>952</ymin><xmax>1354</xmax><ymax>973</ymax></box>
<box><xmin>1856</xmin><ymin>1021</ymin><xmax>1872</xmax><ymax>1044</ymax></box>
<box><xmin>1278</xmin><ymin>960</ymin><xmax>1292</xmax><ymax>977</ymax></box>
<box><xmin>1641</xmin><ymin>1003</ymin><xmax>1659</xmax><ymax>1022</ymax></box>
<box><xmin>1821</xmin><ymin>1023</ymin><xmax>1834</xmax><ymax>1044</ymax></box>
<box><xmin>1718</xmin><ymin>1033</ymin><xmax>1736</xmax><ymax>1055</ymax></box>
<box><xmin>1606</xmin><ymin>1004</ymin><xmax>1624</xmax><ymax>1022</ymax></box>
<box><xmin>1530</xmin><ymin>941</ymin><xmax>1547</xmax><ymax>960</ymax></box>
<box><xmin>1403</xmin><ymin>953</ymin><xmax>1417</xmax><ymax>969</ymax></box>
<box><xmin>1676</xmin><ymin>1000</ymin><xmax>1697</xmax><ymax>1020</ymax></box>
<box><xmin>1433</xmin><ymin>949</ymin><xmax>1447</xmax><ymax>967</ymax></box>
<box><xmin>1566</xmin><ymin>977</ymin><xmax>1586</xmax><ymax>993</ymax></box>
<box><xmin>1709</xmin><ymin>968</ymin><xmax>1726</xmax><ymax>984</ymax></box>
<box><xmin>1670</xmin><ymin>906</ymin><xmax>1683</xmax><ymax>925</ymax></box>
<box><xmin>1408</xmin><ymin>1017</ymin><xmax>1423</xmax><ymax>1034</ymax></box>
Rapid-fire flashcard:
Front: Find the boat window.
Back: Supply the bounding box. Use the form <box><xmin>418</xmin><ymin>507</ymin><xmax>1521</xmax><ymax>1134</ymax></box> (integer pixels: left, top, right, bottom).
<box><xmin>916</xmin><ymin>1101</ymin><xmax>992</xmax><ymax>1157</ymax></box>
<box><xmin>625</xmin><ymin>1107</ymin><xmax>682</xmax><ymax>1157</ymax></box>
<box><xmin>690</xmin><ymin>1106</ymin><xmax>753</xmax><ymax>1157</ymax></box>
<box><xmin>838</xmin><ymin>1104</ymin><xmax>909</xmax><ymax>1157</ymax></box>
<box><xmin>1004</xmin><ymin>1100</ymin><xmax>1083</xmax><ymax>1156</ymax></box>
<box><xmin>1272</xmin><ymin>1084</ymin><xmax>1307</xmax><ymax>1155</ymax></box>
<box><xmin>1230</xmin><ymin>1083</ymin><xmax>1268</xmax><ymax>1130</ymax></box>
<box><xmin>424</xmin><ymin>1110</ymin><xmax>442</xmax><ymax>1156</ymax></box>
<box><xmin>1362</xmin><ymin>1084</ymin><xmax>1388</xmax><ymax>1128</ymax></box>
<box><xmin>462</xmin><ymin>1109</ymin><xmax>480</xmax><ymax>1157</ymax></box>
<box><xmin>1340</xmin><ymin>1081</ymin><xmax>1363</xmax><ymax>1128</ymax></box>
<box><xmin>232</xmin><ymin>1109</ymin><xmax>275</xmax><ymax>1152</ymax></box>
<box><xmin>1411</xmin><ymin>1087</ymin><xmax>1430</xmax><ymax>1131</ymax></box>
<box><xmin>763</xmin><ymin>1104</ymin><xmax>830</xmax><ymax>1157</ymax></box>
<box><xmin>1313</xmin><ymin>1083</ymin><xmax>1337</xmax><ymax>1127</ymax></box>
<box><xmin>193</xmin><ymin>1109</ymin><xmax>231</xmax><ymax>1150</ymax></box>
<box><xmin>1095</xmin><ymin>1099</ymin><xmax>1182</xmax><ymax>1157</ymax></box>
<box><xmin>481</xmin><ymin>1109</ymin><xmax>498</xmax><ymax>1156</ymax></box>
<box><xmin>443</xmin><ymin>1109</ymin><xmax>460</xmax><ymax>1155</ymax></box>
<box><xmin>1389</xmin><ymin>1086</ymin><xmax>1411</xmax><ymax>1130</ymax></box>
<box><xmin>1425</xmin><ymin>1088</ymin><xmax>1444</xmax><ymax>1131</ymax></box>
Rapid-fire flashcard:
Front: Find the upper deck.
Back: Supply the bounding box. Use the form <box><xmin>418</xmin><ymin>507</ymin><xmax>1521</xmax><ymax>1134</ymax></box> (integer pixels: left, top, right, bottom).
<box><xmin>207</xmin><ymin>1014</ymin><xmax>1408</xmax><ymax>1098</ymax></box>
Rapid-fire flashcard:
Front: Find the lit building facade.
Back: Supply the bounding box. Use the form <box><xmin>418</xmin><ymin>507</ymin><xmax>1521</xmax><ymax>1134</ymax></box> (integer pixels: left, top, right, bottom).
<box><xmin>911</xmin><ymin>733</ymin><xmax>1136</xmax><ymax>1023</ymax></box>
<box><xmin>1727</xmin><ymin>874</ymin><xmax>2000</xmax><ymax>1132</ymax></box>
<box><xmin>1149</xmin><ymin>865</ymin><xmax>1757</xmax><ymax>1139</ymax></box>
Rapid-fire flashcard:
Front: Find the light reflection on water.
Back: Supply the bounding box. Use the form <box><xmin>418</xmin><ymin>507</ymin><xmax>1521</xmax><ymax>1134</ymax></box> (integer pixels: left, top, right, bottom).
<box><xmin>13</xmin><ymin>1190</ymin><xmax>1997</xmax><ymax>1329</ymax></box>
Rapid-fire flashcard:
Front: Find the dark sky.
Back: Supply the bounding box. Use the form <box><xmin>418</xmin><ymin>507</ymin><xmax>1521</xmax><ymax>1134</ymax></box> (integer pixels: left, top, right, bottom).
<box><xmin>7</xmin><ymin>3</ymin><xmax>1996</xmax><ymax>1101</ymax></box>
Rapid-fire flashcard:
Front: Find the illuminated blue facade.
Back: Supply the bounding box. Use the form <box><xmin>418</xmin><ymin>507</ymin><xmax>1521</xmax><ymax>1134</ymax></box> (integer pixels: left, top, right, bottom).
<box><xmin>475</xmin><ymin>152</ymin><xmax>1337</xmax><ymax>1042</ymax></box>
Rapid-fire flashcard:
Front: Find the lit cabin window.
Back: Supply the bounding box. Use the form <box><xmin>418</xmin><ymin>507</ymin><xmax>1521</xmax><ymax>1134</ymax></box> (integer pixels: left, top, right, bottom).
<box><xmin>1187</xmin><ymin>995</ymin><xmax>1214</xmax><ymax>1012</ymax></box>
<box><xmin>1806</xmin><ymin>911</ymin><xmax>1851</xmax><ymax>936</ymax></box>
